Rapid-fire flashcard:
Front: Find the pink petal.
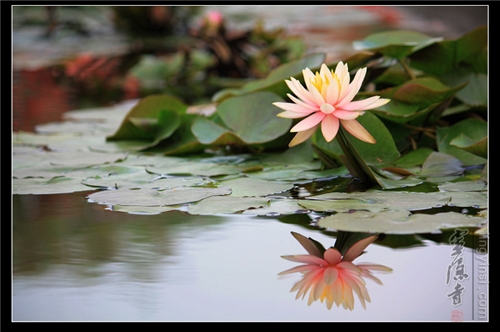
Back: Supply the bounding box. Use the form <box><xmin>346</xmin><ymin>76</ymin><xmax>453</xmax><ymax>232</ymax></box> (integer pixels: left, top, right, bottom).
<box><xmin>273</xmin><ymin>102</ymin><xmax>315</xmax><ymax>115</ymax></box>
<box><xmin>342</xmin><ymin>96</ymin><xmax>390</xmax><ymax>111</ymax></box>
<box><xmin>277</xmin><ymin>111</ymin><xmax>311</xmax><ymax>119</ymax></box>
<box><xmin>287</xmin><ymin>94</ymin><xmax>319</xmax><ymax>111</ymax></box>
<box><xmin>323</xmin><ymin>247</ymin><xmax>342</xmax><ymax>265</ymax></box>
<box><xmin>342</xmin><ymin>235</ymin><xmax>378</xmax><ymax>262</ymax></box>
<box><xmin>278</xmin><ymin>264</ymin><xmax>317</xmax><ymax>275</ymax></box>
<box><xmin>288</xmin><ymin>126</ymin><xmax>317</xmax><ymax>147</ymax></box>
<box><xmin>320</xmin><ymin>115</ymin><xmax>340</xmax><ymax>142</ymax></box>
<box><xmin>335</xmin><ymin>62</ymin><xmax>350</xmax><ymax>102</ymax></box>
<box><xmin>337</xmin><ymin>261</ymin><xmax>362</xmax><ymax>274</ymax></box>
<box><xmin>323</xmin><ymin>266</ymin><xmax>339</xmax><ymax>284</ymax></box>
<box><xmin>340</xmin><ymin>119</ymin><xmax>376</xmax><ymax>144</ymax></box>
<box><xmin>336</xmin><ymin>67</ymin><xmax>367</xmax><ymax>108</ymax></box>
<box><xmin>287</xmin><ymin>78</ymin><xmax>316</xmax><ymax>105</ymax></box>
<box><xmin>361</xmin><ymin>272</ymin><xmax>384</xmax><ymax>285</ymax></box>
<box><xmin>290</xmin><ymin>112</ymin><xmax>325</xmax><ymax>132</ymax></box>
<box><xmin>332</xmin><ymin>110</ymin><xmax>360</xmax><ymax>120</ymax></box>
<box><xmin>281</xmin><ymin>254</ymin><xmax>328</xmax><ymax>266</ymax></box>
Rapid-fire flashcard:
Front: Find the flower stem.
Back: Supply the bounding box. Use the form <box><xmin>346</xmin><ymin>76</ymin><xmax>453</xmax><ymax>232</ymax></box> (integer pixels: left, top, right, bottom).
<box><xmin>337</xmin><ymin>129</ymin><xmax>370</xmax><ymax>183</ymax></box>
<box><xmin>398</xmin><ymin>59</ymin><xmax>416</xmax><ymax>80</ymax></box>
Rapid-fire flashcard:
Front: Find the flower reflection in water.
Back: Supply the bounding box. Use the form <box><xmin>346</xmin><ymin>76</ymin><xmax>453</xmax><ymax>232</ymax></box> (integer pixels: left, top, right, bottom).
<box><xmin>279</xmin><ymin>232</ymin><xmax>392</xmax><ymax>310</ymax></box>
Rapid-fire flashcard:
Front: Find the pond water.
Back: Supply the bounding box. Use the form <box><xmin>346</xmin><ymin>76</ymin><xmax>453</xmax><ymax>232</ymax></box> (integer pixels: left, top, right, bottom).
<box><xmin>12</xmin><ymin>191</ymin><xmax>488</xmax><ymax>322</ymax></box>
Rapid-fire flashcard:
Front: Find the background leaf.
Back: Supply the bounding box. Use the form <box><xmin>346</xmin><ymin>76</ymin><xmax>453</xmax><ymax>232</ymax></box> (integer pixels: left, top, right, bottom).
<box><xmin>352</xmin><ymin>30</ymin><xmax>443</xmax><ymax>59</ymax></box>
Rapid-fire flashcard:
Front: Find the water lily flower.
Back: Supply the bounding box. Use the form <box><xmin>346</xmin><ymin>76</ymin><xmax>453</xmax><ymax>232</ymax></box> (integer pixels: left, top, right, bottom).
<box><xmin>279</xmin><ymin>232</ymin><xmax>392</xmax><ymax>310</ymax></box>
<box><xmin>273</xmin><ymin>62</ymin><xmax>390</xmax><ymax>147</ymax></box>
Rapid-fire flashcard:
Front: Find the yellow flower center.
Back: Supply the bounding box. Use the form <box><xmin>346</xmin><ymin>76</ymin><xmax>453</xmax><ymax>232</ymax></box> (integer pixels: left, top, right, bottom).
<box><xmin>311</xmin><ymin>72</ymin><xmax>327</xmax><ymax>92</ymax></box>
<box><xmin>310</xmin><ymin>70</ymin><xmax>340</xmax><ymax>98</ymax></box>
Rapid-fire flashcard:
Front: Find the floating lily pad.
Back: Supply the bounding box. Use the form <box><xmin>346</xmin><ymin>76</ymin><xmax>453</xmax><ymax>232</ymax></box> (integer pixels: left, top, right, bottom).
<box><xmin>187</xmin><ymin>196</ymin><xmax>270</xmax><ymax>215</ymax></box>
<box><xmin>82</xmin><ymin>171</ymin><xmax>204</xmax><ymax>190</ymax></box>
<box><xmin>218</xmin><ymin>177</ymin><xmax>293</xmax><ymax>197</ymax></box>
<box><xmin>194</xmin><ymin>91</ymin><xmax>291</xmax><ymax>145</ymax></box>
<box><xmin>146</xmin><ymin>160</ymin><xmax>243</xmax><ymax>177</ymax></box>
<box><xmin>438</xmin><ymin>180</ymin><xmax>487</xmax><ymax>192</ymax></box>
<box><xmin>318</xmin><ymin>210</ymin><xmax>486</xmax><ymax>234</ymax></box>
<box><xmin>48</xmin><ymin>151</ymin><xmax>128</xmax><ymax>168</ymax></box>
<box><xmin>87</xmin><ymin>186</ymin><xmax>232</xmax><ymax>206</ymax></box>
<box><xmin>300</xmin><ymin>191</ymin><xmax>452</xmax><ymax>213</ymax></box>
<box><xmin>241</xmin><ymin>199</ymin><xmax>306</xmax><ymax>216</ymax></box>
<box><xmin>13</xmin><ymin>176</ymin><xmax>95</xmax><ymax>195</ymax></box>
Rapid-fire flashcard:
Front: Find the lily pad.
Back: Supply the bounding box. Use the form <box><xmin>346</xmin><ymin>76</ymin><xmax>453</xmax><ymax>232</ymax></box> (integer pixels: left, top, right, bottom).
<box><xmin>187</xmin><ymin>196</ymin><xmax>270</xmax><ymax>215</ymax></box>
<box><xmin>13</xmin><ymin>176</ymin><xmax>95</xmax><ymax>195</ymax></box>
<box><xmin>418</xmin><ymin>152</ymin><xmax>464</xmax><ymax>177</ymax></box>
<box><xmin>87</xmin><ymin>186</ymin><xmax>232</xmax><ymax>206</ymax></box>
<box><xmin>218</xmin><ymin>177</ymin><xmax>293</xmax><ymax>197</ymax></box>
<box><xmin>352</xmin><ymin>30</ymin><xmax>443</xmax><ymax>59</ymax></box>
<box><xmin>449</xmin><ymin>132</ymin><xmax>487</xmax><ymax>159</ymax></box>
<box><xmin>438</xmin><ymin>180</ymin><xmax>487</xmax><ymax>192</ymax></box>
<box><xmin>107</xmin><ymin>94</ymin><xmax>187</xmax><ymax>145</ymax></box>
<box><xmin>318</xmin><ymin>210</ymin><xmax>486</xmax><ymax>234</ymax></box>
<box><xmin>82</xmin><ymin>171</ymin><xmax>204</xmax><ymax>190</ymax></box>
<box><xmin>192</xmin><ymin>91</ymin><xmax>292</xmax><ymax>145</ymax></box>
<box><xmin>48</xmin><ymin>151</ymin><xmax>128</xmax><ymax>168</ymax></box>
<box><xmin>241</xmin><ymin>199</ymin><xmax>306</xmax><ymax>216</ymax></box>
<box><xmin>436</xmin><ymin>118</ymin><xmax>487</xmax><ymax>166</ymax></box>
<box><xmin>300</xmin><ymin>191</ymin><xmax>452</xmax><ymax>213</ymax></box>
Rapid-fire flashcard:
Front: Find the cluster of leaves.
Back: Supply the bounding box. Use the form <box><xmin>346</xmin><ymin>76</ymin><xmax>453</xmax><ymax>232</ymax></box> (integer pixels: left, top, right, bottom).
<box><xmin>13</xmin><ymin>28</ymin><xmax>487</xmax><ymax>235</ymax></box>
<box><xmin>108</xmin><ymin>27</ymin><xmax>487</xmax><ymax>191</ymax></box>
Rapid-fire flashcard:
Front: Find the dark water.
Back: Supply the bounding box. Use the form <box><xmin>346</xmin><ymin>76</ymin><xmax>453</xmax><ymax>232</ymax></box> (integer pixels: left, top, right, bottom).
<box><xmin>12</xmin><ymin>191</ymin><xmax>488</xmax><ymax>321</ymax></box>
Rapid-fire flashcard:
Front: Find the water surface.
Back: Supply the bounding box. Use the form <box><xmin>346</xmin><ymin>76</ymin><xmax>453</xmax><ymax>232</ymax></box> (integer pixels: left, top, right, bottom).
<box><xmin>12</xmin><ymin>192</ymin><xmax>487</xmax><ymax>321</ymax></box>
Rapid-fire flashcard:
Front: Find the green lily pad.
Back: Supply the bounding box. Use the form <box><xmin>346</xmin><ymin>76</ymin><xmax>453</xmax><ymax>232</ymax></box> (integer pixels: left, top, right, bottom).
<box><xmin>318</xmin><ymin>210</ymin><xmax>486</xmax><ymax>234</ymax></box>
<box><xmin>48</xmin><ymin>151</ymin><xmax>128</xmax><ymax>168</ymax></box>
<box><xmin>191</xmin><ymin>116</ymin><xmax>245</xmax><ymax>146</ymax></box>
<box><xmin>343</xmin><ymin>112</ymin><xmax>401</xmax><ymax>166</ymax></box>
<box><xmin>187</xmin><ymin>196</ymin><xmax>270</xmax><ymax>215</ymax></box>
<box><xmin>352</xmin><ymin>30</ymin><xmax>443</xmax><ymax>59</ymax></box>
<box><xmin>438</xmin><ymin>180</ymin><xmax>487</xmax><ymax>192</ymax></box>
<box><xmin>418</xmin><ymin>152</ymin><xmax>464</xmax><ymax>177</ymax></box>
<box><xmin>146</xmin><ymin>160</ymin><xmax>243</xmax><ymax>177</ymax></box>
<box><xmin>241</xmin><ymin>199</ymin><xmax>306</xmax><ymax>216</ymax></box>
<box><xmin>218</xmin><ymin>177</ymin><xmax>293</xmax><ymax>197</ymax></box>
<box><xmin>382</xmin><ymin>77</ymin><xmax>465</xmax><ymax>108</ymax></box>
<box><xmin>82</xmin><ymin>171</ymin><xmax>204</xmax><ymax>190</ymax></box>
<box><xmin>450</xmin><ymin>133</ymin><xmax>487</xmax><ymax>159</ymax></box>
<box><xmin>436</xmin><ymin>118</ymin><xmax>487</xmax><ymax>166</ymax></box>
<box><xmin>107</xmin><ymin>94</ymin><xmax>187</xmax><ymax>143</ymax></box>
<box><xmin>13</xmin><ymin>176</ymin><xmax>96</xmax><ymax>195</ymax></box>
<box><xmin>215</xmin><ymin>91</ymin><xmax>291</xmax><ymax>144</ymax></box>
<box><xmin>87</xmin><ymin>186</ymin><xmax>232</xmax><ymax>206</ymax></box>
<box><xmin>409</xmin><ymin>26</ymin><xmax>487</xmax><ymax>76</ymax></box>
<box><xmin>300</xmin><ymin>191</ymin><xmax>452</xmax><ymax>213</ymax></box>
